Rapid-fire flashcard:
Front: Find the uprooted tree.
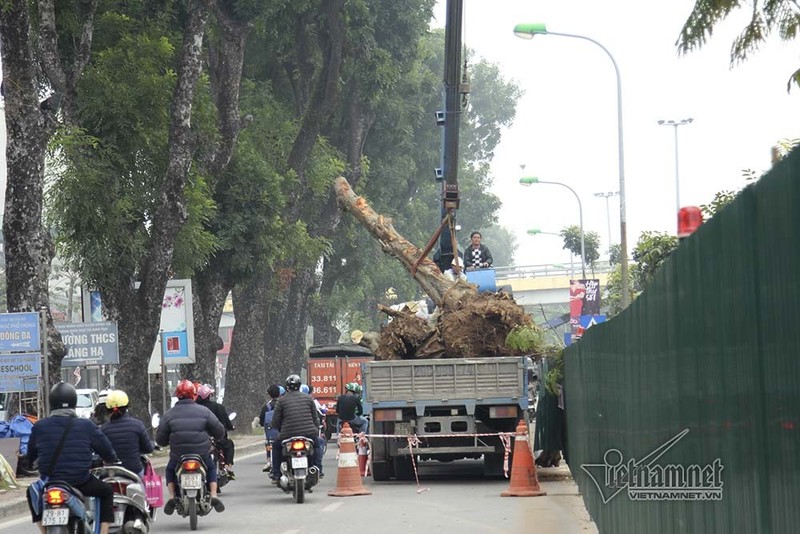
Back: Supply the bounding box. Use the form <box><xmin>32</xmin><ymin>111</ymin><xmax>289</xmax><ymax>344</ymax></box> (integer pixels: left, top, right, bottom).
<box><xmin>334</xmin><ymin>176</ymin><xmax>543</xmax><ymax>361</ymax></box>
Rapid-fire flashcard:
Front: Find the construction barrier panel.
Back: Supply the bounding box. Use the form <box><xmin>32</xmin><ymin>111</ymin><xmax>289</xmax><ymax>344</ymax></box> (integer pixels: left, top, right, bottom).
<box><xmin>565</xmin><ymin>148</ymin><xmax>800</xmax><ymax>533</ymax></box>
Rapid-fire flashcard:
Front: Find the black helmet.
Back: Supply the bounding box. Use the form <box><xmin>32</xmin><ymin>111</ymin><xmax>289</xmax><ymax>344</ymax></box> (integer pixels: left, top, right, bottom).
<box><xmin>285</xmin><ymin>374</ymin><xmax>302</xmax><ymax>391</ymax></box>
<box><xmin>49</xmin><ymin>382</ymin><xmax>78</xmax><ymax>410</ymax></box>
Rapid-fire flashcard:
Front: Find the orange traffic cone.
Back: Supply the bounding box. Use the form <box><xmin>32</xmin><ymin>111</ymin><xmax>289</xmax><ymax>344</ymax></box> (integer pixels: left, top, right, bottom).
<box><xmin>328</xmin><ymin>423</ymin><xmax>372</xmax><ymax>497</ymax></box>
<box><xmin>357</xmin><ymin>435</ymin><xmax>370</xmax><ymax>477</ymax></box>
<box><xmin>501</xmin><ymin>420</ymin><xmax>546</xmax><ymax>497</ymax></box>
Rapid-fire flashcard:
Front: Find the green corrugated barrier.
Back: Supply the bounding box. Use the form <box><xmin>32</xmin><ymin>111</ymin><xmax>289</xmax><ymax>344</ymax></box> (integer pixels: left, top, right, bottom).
<box><xmin>565</xmin><ymin>148</ymin><xmax>800</xmax><ymax>533</ymax></box>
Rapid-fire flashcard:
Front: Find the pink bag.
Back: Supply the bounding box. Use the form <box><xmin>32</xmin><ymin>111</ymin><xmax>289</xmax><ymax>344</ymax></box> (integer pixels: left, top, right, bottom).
<box><xmin>143</xmin><ymin>460</ymin><xmax>164</xmax><ymax>508</ymax></box>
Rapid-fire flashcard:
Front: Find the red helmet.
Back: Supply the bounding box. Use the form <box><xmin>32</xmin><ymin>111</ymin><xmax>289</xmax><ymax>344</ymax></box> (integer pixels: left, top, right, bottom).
<box><xmin>175</xmin><ymin>379</ymin><xmax>197</xmax><ymax>400</ymax></box>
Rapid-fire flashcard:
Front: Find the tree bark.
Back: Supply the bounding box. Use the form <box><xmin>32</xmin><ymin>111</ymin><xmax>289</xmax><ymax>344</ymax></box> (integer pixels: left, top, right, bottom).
<box><xmin>333</xmin><ymin>177</ymin><xmax>474</xmax><ymax>308</ymax></box>
<box><xmin>113</xmin><ymin>0</ymin><xmax>213</xmax><ymax>421</ymax></box>
<box><xmin>187</xmin><ymin>3</ymin><xmax>250</xmax><ymax>383</ymax></box>
<box><xmin>224</xmin><ymin>274</ymin><xmax>269</xmax><ymax>422</ymax></box>
<box><xmin>0</xmin><ymin>0</ymin><xmax>71</xmax><ymax>389</ymax></box>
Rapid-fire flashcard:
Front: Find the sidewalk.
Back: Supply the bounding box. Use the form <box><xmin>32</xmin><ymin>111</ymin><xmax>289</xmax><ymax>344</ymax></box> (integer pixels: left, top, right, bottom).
<box><xmin>0</xmin><ymin>434</ymin><xmax>266</xmax><ymax>522</ymax></box>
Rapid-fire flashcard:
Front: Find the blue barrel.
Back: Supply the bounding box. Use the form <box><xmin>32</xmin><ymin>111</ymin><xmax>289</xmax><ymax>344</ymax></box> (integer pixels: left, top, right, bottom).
<box><xmin>465</xmin><ymin>268</ymin><xmax>496</xmax><ymax>293</ymax></box>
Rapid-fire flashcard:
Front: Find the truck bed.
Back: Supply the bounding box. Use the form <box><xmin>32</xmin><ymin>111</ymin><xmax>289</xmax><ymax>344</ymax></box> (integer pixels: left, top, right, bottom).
<box><xmin>364</xmin><ymin>356</ymin><xmax>528</xmax><ymax>413</ymax></box>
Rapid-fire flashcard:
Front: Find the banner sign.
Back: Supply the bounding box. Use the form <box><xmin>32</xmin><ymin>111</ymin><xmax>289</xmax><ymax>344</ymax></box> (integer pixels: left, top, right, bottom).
<box><xmin>58</xmin><ymin>322</ymin><xmax>120</xmax><ymax>366</ymax></box>
<box><xmin>0</xmin><ymin>353</ymin><xmax>41</xmax><ymax>393</ymax></box>
<box><xmin>569</xmin><ymin>279</ymin><xmax>601</xmax><ymax>335</ymax></box>
<box><xmin>0</xmin><ymin>312</ymin><xmax>41</xmax><ymax>353</ymax></box>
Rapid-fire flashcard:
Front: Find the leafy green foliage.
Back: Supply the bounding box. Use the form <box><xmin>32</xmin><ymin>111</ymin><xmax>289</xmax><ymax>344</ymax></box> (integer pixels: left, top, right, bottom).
<box><xmin>505</xmin><ymin>324</ymin><xmax>545</xmax><ymax>353</ymax></box>
<box><xmin>608</xmin><ymin>243</ymin><xmax>622</xmax><ymax>266</ymax></box>
<box><xmin>677</xmin><ymin>0</ymin><xmax>800</xmax><ymax>91</ymax></box>
<box><xmin>602</xmin><ymin>262</ymin><xmax>635</xmax><ymax>317</ymax></box>
<box><xmin>560</xmin><ymin>225</ymin><xmax>601</xmax><ymax>268</ymax></box>
<box><xmin>631</xmin><ymin>231</ymin><xmax>679</xmax><ymax>292</ymax></box>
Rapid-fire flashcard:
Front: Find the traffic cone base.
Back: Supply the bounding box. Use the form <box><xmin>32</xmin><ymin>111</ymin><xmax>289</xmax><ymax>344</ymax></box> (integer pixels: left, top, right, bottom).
<box><xmin>328</xmin><ymin>423</ymin><xmax>372</xmax><ymax>497</ymax></box>
<box><xmin>501</xmin><ymin>420</ymin><xmax>547</xmax><ymax>497</ymax></box>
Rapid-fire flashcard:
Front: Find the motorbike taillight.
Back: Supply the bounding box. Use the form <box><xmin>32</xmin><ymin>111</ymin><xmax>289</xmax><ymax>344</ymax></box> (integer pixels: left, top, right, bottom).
<box><xmin>45</xmin><ymin>489</ymin><xmax>67</xmax><ymax>505</ymax></box>
<box><xmin>182</xmin><ymin>460</ymin><xmax>201</xmax><ymax>471</ymax></box>
<box><xmin>291</xmin><ymin>440</ymin><xmax>306</xmax><ymax>451</ymax></box>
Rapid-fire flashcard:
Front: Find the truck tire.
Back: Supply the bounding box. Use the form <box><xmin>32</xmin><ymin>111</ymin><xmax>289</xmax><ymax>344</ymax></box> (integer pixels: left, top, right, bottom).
<box><xmin>371</xmin><ymin>461</ymin><xmax>393</xmax><ymax>482</ymax></box>
<box><xmin>482</xmin><ymin>453</ymin><xmax>504</xmax><ymax>477</ymax></box>
<box><xmin>393</xmin><ymin>455</ymin><xmax>415</xmax><ymax>481</ymax></box>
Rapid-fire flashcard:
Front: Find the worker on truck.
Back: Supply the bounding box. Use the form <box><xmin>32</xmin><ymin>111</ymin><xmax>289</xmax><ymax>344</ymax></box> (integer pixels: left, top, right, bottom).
<box><xmin>336</xmin><ymin>383</ymin><xmax>368</xmax><ymax>434</ymax></box>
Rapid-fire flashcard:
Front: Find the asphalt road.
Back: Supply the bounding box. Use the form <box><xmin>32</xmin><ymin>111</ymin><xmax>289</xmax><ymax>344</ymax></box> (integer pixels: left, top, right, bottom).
<box><xmin>1</xmin><ymin>446</ymin><xmax>596</xmax><ymax>534</ymax></box>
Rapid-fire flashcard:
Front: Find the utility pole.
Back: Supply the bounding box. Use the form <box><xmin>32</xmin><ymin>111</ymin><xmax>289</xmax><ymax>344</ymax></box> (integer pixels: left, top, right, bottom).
<box><xmin>658</xmin><ymin>118</ymin><xmax>694</xmax><ymax>226</ymax></box>
<box><xmin>594</xmin><ymin>191</ymin><xmax>619</xmax><ymax>257</ymax></box>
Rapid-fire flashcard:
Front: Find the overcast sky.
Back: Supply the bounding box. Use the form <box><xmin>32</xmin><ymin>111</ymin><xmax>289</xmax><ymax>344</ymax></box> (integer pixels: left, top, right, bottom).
<box><xmin>433</xmin><ymin>0</ymin><xmax>800</xmax><ymax>267</ymax></box>
<box><xmin>2</xmin><ymin>2</ymin><xmax>798</xmax><ymax>270</ymax></box>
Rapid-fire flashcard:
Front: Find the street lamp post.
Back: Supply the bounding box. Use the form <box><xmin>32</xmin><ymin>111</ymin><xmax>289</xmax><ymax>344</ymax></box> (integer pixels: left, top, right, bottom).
<box><xmin>594</xmin><ymin>191</ymin><xmax>619</xmax><ymax>255</ymax></box>
<box><xmin>520</xmin><ymin>177</ymin><xmax>586</xmax><ymax>279</ymax></box>
<box><xmin>528</xmin><ymin>229</ymin><xmax>575</xmax><ymax>277</ymax></box>
<box><xmin>514</xmin><ymin>23</ymin><xmax>630</xmax><ymax>307</ymax></box>
<box><xmin>657</xmin><ymin>118</ymin><xmax>694</xmax><ymax>223</ymax></box>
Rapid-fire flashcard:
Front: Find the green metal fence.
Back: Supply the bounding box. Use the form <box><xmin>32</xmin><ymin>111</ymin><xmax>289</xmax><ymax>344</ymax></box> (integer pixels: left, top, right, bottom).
<box><xmin>565</xmin><ymin>149</ymin><xmax>800</xmax><ymax>533</ymax></box>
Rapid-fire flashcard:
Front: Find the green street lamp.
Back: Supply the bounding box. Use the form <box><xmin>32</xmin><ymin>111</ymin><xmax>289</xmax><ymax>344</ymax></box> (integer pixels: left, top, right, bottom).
<box><xmin>528</xmin><ymin>230</ymin><xmax>575</xmax><ymax>277</ymax></box>
<box><xmin>520</xmin><ymin>177</ymin><xmax>586</xmax><ymax>279</ymax></box>
<box><xmin>514</xmin><ymin>23</ymin><xmax>630</xmax><ymax>307</ymax></box>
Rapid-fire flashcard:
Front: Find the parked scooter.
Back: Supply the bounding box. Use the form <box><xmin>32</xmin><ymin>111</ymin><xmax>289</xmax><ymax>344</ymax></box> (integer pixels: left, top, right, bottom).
<box><xmin>174</xmin><ymin>455</ymin><xmax>212</xmax><ymax>531</ymax></box>
<box><xmin>277</xmin><ymin>437</ymin><xmax>320</xmax><ymax>503</ymax></box>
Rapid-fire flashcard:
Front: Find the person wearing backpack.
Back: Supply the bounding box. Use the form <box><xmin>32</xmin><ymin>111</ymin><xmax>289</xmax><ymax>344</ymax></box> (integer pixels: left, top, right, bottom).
<box><xmin>258</xmin><ymin>385</ymin><xmax>282</xmax><ymax>472</ymax></box>
<box><xmin>26</xmin><ymin>383</ymin><xmax>119</xmax><ymax>534</ymax></box>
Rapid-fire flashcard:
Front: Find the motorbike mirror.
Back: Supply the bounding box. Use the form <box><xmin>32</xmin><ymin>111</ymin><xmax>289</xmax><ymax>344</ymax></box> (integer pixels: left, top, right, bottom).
<box><xmin>151</xmin><ymin>413</ymin><xmax>160</xmax><ymax>429</ymax></box>
<box><xmin>229</xmin><ymin>412</ymin><xmax>237</xmax><ymax>421</ymax></box>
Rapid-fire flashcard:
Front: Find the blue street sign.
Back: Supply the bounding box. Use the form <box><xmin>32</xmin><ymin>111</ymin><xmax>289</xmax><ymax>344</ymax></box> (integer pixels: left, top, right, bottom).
<box><xmin>0</xmin><ymin>312</ymin><xmax>41</xmax><ymax>352</ymax></box>
<box><xmin>0</xmin><ymin>352</ymin><xmax>41</xmax><ymax>393</ymax></box>
<box><xmin>579</xmin><ymin>314</ymin><xmax>607</xmax><ymax>330</ymax></box>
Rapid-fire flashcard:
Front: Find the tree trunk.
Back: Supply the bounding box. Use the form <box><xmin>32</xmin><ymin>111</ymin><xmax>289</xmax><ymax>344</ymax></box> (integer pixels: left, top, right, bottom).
<box><xmin>186</xmin><ymin>258</ymin><xmax>230</xmax><ymax>382</ymax></box>
<box><xmin>112</xmin><ymin>0</ymin><xmax>213</xmax><ymax>421</ymax></box>
<box><xmin>224</xmin><ymin>275</ymin><xmax>269</xmax><ymax>422</ymax></box>
<box><xmin>0</xmin><ymin>0</ymin><xmax>67</xmax><ymax>389</ymax></box>
<box><xmin>334</xmin><ymin>176</ymin><xmax>537</xmax><ymax>361</ymax></box>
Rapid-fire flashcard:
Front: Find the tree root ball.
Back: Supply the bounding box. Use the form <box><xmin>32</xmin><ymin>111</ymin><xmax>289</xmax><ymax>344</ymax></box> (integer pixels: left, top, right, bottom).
<box><xmin>439</xmin><ymin>291</ymin><xmax>532</xmax><ymax>358</ymax></box>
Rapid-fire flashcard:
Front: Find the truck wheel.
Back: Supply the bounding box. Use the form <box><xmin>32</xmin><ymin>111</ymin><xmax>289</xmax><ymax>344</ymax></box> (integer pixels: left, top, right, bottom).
<box><xmin>482</xmin><ymin>453</ymin><xmax>504</xmax><ymax>477</ymax></box>
<box><xmin>393</xmin><ymin>456</ymin><xmax>414</xmax><ymax>481</ymax></box>
<box><xmin>371</xmin><ymin>461</ymin><xmax>392</xmax><ymax>482</ymax></box>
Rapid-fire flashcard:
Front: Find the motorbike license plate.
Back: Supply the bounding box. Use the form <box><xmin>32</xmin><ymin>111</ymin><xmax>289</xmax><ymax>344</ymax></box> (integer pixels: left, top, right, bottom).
<box><xmin>113</xmin><ymin>510</ymin><xmax>125</xmax><ymax>527</ymax></box>
<box><xmin>42</xmin><ymin>508</ymin><xmax>69</xmax><ymax>526</ymax></box>
<box><xmin>181</xmin><ymin>473</ymin><xmax>203</xmax><ymax>489</ymax></box>
<box><xmin>291</xmin><ymin>456</ymin><xmax>308</xmax><ymax>469</ymax></box>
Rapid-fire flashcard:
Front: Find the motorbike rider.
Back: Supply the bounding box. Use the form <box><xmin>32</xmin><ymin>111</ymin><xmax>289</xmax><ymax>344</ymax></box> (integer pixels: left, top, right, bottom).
<box><xmin>26</xmin><ymin>383</ymin><xmax>119</xmax><ymax>534</ymax></box>
<box><xmin>269</xmin><ymin>375</ymin><xmax>323</xmax><ymax>482</ymax></box>
<box><xmin>336</xmin><ymin>382</ymin><xmax>368</xmax><ymax>434</ymax></box>
<box><xmin>156</xmin><ymin>379</ymin><xmax>226</xmax><ymax>515</ymax></box>
<box><xmin>100</xmin><ymin>390</ymin><xmax>154</xmax><ymax>477</ymax></box>
<box><xmin>259</xmin><ymin>384</ymin><xmax>281</xmax><ymax>472</ymax></box>
<box><xmin>90</xmin><ymin>389</ymin><xmax>111</xmax><ymax>425</ymax></box>
<box><xmin>196</xmin><ymin>383</ymin><xmax>236</xmax><ymax>479</ymax></box>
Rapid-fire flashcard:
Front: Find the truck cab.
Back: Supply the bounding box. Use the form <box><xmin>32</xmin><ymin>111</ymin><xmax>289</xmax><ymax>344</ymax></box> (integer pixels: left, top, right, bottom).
<box><xmin>306</xmin><ymin>343</ymin><xmax>374</xmax><ymax>440</ymax></box>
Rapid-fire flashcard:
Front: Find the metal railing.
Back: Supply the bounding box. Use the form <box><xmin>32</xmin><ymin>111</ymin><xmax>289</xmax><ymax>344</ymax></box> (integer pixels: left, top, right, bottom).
<box><xmin>493</xmin><ymin>261</ymin><xmax>614</xmax><ymax>280</ymax></box>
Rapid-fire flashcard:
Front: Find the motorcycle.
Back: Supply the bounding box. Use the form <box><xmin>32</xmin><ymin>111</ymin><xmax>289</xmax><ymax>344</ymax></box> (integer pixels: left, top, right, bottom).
<box><xmin>92</xmin><ymin>463</ymin><xmax>152</xmax><ymax>533</ymax></box>
<box><xmin>40</xmin><ymin>464</ymin><xmax>152</xmax><ymax>533</ymax></box>
<box><xmin>213</xmin><ymin>412</ymin><xmax>237</xmax><ymax>489</ymax></box>
<box><xmin>277</xmin><ymin>437</ymin><xmax>319</xmax><ymax>503</ymax></box>
<box><xmin>174</xmin><ymin>455</ymin><xmax>212</xmax><ymax>531</ymax></box>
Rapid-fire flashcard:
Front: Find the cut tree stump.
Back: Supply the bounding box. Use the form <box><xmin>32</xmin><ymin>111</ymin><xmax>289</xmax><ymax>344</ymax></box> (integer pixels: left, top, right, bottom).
<box><xmin>334</xmin><ymin>176</ymin><xmax>536</xmax><ymax>360</ymax></box>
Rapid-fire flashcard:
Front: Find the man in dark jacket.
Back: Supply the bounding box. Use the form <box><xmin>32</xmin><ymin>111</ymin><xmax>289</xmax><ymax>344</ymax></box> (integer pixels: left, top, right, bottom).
<box><xmin>464</xmin><ymin>231</ymin><xmax>493</xmax><ymax>269</ymax></box>
<box><xmin>196</xmin><ymin>384</ymin><xmax>235</xmax><ymax>475</ymax></box>
<box><xmin>26</xmin><ymin>383</ymin><xmax>119</xmax><ymax>534</ymax></box>
<box><xmin>156</xmin><ymin>380</ymin><xmax>226</xmax><ymax>515</ymax></box>
<box><xmin>269</xmin><ymin>374</ymin><xmax>322</xmax><ymax>481</ymax></box>
<box><xmin>336</xmin><ymin>383</ymin><xmax>368</xmax><ymax>434</ymax></box>
<box><xmin>101</xmin><ymin>390</ymin><xmax>154</xmax><ymax>476</ymax></box>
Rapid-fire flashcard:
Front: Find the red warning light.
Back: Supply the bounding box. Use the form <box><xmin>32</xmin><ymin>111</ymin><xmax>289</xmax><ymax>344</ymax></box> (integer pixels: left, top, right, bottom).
<box><xmin>678</xmin><ymin>206</ymin><xmax>703</xmax><ymax>238</ymax></box>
